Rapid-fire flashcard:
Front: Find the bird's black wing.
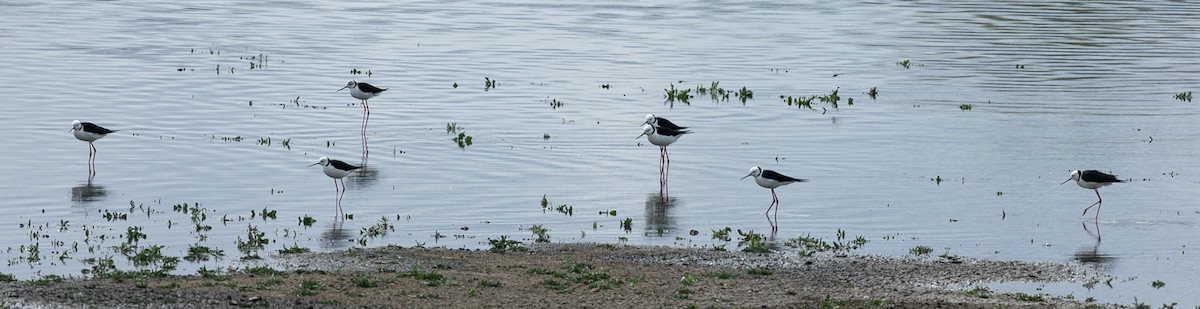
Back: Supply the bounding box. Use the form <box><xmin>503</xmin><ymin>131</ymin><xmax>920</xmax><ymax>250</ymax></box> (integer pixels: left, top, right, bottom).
<box><xmin>82</xmin><ymin>122</ymin><xmax>116</xmax><ymax>134</ymax></box>
<box><xmin>762</xmin><ymin>170</ymin><xmax>808</xmax><ymax>183</ymax></box>
<box><xmin>329</xmin><ymin>159</ymin><xmax>362</xmax><ymax>171</ymax></box>
<box><xmin>357</xmin><ymin>82</ymin><xmax>388</xmax><ymax>93</ymax></box>
<box><xmin>1080</xmin><ymin>170</ymin><xmax>1122</xmax><ymax>183</ymax></box>
<box><xmin>655</xmin><ymin>126</ymin><xmax>691</xmax><ymax>137</ymax></box>
<box><xmin>655</xmin><ymin>117</ymin><xmax>688</xmax><ymax>130</ymax></box>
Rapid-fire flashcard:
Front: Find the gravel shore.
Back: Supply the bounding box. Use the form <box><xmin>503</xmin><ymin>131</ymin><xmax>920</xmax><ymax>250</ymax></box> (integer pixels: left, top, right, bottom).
<box><xmin>0</xmin><ymin>243</ymin><xmax>1123</xmax><ymax>308</ymax></box>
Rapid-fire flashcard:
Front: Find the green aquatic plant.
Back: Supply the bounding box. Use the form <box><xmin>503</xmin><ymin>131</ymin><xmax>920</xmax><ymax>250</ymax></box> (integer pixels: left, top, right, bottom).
<box><xmin>959</xmin><ymin>104</ymin><xmax>973</xmax><ymax>110</ymax></box>
<box><xmin>867</xmin><ymin>87</ymin><xmax>878</xmax><ymax>99</ymax></box>
<box><xmin>898</xmin><ymin>59</ymin><xmax>912</xmax><ymax>69</ymax></box>
<box><xmin>1175</xmin><ymin>91</ymin><xmax>1192</xmax><ymax>102</ymax></box>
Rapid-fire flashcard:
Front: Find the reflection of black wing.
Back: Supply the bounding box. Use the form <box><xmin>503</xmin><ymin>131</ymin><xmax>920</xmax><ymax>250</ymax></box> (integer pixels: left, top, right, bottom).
<box><xmin>655</xmin><ymin>126</ymin><xmax>691</xmax><ymax>137</ymax></box>
<box><xmin>357</xmin><ymin>82</ymin><xmax>388</xmax><ymax>93</ymax></box>
<box><xmin>82</xmin><ymin>122</ymin><xmax>115</xmax><ymax>134</ymax></box>
<box><xmin>655</xmin><ymin>117</ymin><xmax>688</xmax><ymax>130</ymax></box>
<box><xmin>762</xmin><ymin>170</ymin><xmax>808</xmax><ymax>183</ymax></box>
<box><xmin>328</xmin><ymin>159</ymin><xmax>362</xmax><ymax>172</ymax></box>
<box><xmin>1080</xmin><ymin>170</ymin><xmax>1121</xmax><ymax>183</ymax></box>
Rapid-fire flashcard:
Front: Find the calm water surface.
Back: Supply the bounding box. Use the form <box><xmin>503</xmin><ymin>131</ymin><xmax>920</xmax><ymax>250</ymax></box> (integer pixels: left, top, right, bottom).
<box><xmin>3</xmin><ymin>0</ymin><xmax>1200</xmax><ymax>306</ymax></box>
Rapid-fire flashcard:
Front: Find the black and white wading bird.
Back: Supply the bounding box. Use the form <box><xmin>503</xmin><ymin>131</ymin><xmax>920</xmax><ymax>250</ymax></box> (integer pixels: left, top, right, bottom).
<box><xmin>1062</xmin><ymin>169</ymin><xmax>1124</xmax><ymax>220</ymax></box>
<box><xmin>742</xmin><ymin>166</ymin><xmax>808</xmax><ymax>231</ymax></box>
<box><xmin>338</xmin><ymin>80</ymin><xmax>387</xmax><ymax>160</ymax></box>
<box><xmin>637</xmin><ymin>123</ymin><xmax>690</xmax><ymax>193</ymax></box>
<box><xmin>310</xmin><ymin>157</ymin><xmax>362</xmax><ymax>219</ymax></box>
<box><xmin>70</xmin><ymin>120</ymin><xmax>116</xmax><ymax>173</ymax></box>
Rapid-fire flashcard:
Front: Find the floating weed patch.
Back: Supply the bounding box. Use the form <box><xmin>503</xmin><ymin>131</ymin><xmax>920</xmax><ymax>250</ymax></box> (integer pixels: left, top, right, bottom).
<box><xmin>782</xmin><ymin>87</ymin><xmax>846</xmax><ymax>111</ymax></box>
<box><xmin>547</xmin><ymin>98</ymin><xmax>564</xmax><ymax>109</ymax></box>
<box><xmin>184</xmin><ymin>245</ymin><xmax>224</xmax><ymax>262</ymax></box>
<box><xmin>349</xmin><ymin>68</ymin><xmax>373</xmax><ymax>77</ymax></box>
<box><xmin>299</xmin><ymin>215</ymin><xmax>316</xmax><ymax>227</ymax></box>
<box><xmin>484</xmin><ymin>77</ymin><xmax>498</xmax><ymax>90</ymax></box>
<box><xmin>445</xmin><ymin>122</ymin><xmax>463</xmax><ymax>134</ymax></box>
<box><xmin>236</xmin><ymin>225</ymin><xmax>270</xmax><ymax>255</ymax></box>
<box><xmin>487</xmin><ymin>235</ymin><xmax>527</xmax><ymax>253</ymax></box>
<box><xmin>1175</xmin><ymin>91</ymin><xmax>1192</xmax><ymax>102</ymax></box>
<box><xmin>251</xmin><ymin>208</ymin><xmax>277</xmax><ymax>220</ymax></box>
<box><xmin>216</xmin><ymin>136</ymin><xmax>243</xmax><ymax>142</ymax></box>
<box><xmin>358</xmin><ymin>216</ymin><xmax>394</xmax><ymax>245</ymax></box>
<box><xmin>712</xmin><ymin>227</ymin><xmax>732</xmax><ymax>241</ymax></box>
<box><xmin>540</xmin><ymin>195</ymin><xmax>573</xmax><ymax>216</ymax></box>
<box><xmin>909</xmin><ymin>245</ymin><xmax>934</xmax><ymax>256</ymax></box>
<box><xmin>959</xmin><ymin>104</ymin><xmax>973</xmax><ymax>111</ymax></box>
<box><xmin>898</xmin><ymin>59</ymin><xmax>912</xmax><ymax>69</ymax></box>
<box><xmin>1151</xmin><ymin>280</ymin><xmax>1165</xmax><ymax>288</ymax></box>
<box><xmin>452</xmin><ymin>133</ymin><xmax>473</xmax><ymax>148</ymax></box>
<box><xmin>663</xmin><ymin>83</ymin><xmax>693</xmax><ymax>105</ymax></box>
<box><xmin>528</xmin><ymin>224</ymin><xmax>551</xmax><ymax>243</ymax></box>
<box><xmin>867</xmin><ymin>86</ymin><xmax>879</xmax><ymax>99</ymax></box>
<box><xmin>737</xmin><ymin>230</ymin><xmax>769</xmax><ymax>253</ymax></box>
<box><xmin>620</xmin><ymin>218</ymin><xmax>633</xmax><ymax>233</ymax></box>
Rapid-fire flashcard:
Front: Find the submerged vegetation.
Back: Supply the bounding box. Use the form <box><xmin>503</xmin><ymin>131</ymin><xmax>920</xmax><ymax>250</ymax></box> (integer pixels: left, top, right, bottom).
<box><xmin>664</xmin><ymin>80</ymin><xmax>754</xmax><ymax>105</ymax></box>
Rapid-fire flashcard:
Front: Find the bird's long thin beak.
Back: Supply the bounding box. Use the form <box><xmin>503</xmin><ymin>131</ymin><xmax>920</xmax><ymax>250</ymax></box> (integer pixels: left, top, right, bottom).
<box><xmin>337</xmin><ymin>85</ymin><xmax>350</xmax><ymax>92</ymax></box>
<box><xmin>1060</xmin><ymin>178</ymin><xmax>1071</xmax><ymax>185</ymax></box>
<box><xmin>67</xmin><ymin>128</ymin><xmax>74</xmax><ymax>132</ymax></box>
<box><xmin>635</xmin><ymin>133</ymin><xmax>647</xmax><ymax>139</ymax></box>
<box><xmin>740</xmin><ymin>174</ymin><xmax>752</xmax><ymax>180</ymax></box>
<box><xmin>307</xmin><ymin>162</ymin><xmax>320</xmax><ymax>167</ymax></box>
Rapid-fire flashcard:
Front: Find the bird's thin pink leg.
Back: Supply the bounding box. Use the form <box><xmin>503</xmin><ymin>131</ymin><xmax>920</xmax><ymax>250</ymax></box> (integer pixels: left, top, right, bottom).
<box><xmin>1082</xmin><ymin>189</ymin><xmax>1103</xmax><ymax>219</ymax></box>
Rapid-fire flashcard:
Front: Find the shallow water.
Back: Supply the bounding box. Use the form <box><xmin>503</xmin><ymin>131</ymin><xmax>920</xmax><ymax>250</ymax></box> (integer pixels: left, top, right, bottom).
<box><xmin>3</xmin><ymin>0</ymin><xmax>1200</xmax><ymax>306</ymax></box>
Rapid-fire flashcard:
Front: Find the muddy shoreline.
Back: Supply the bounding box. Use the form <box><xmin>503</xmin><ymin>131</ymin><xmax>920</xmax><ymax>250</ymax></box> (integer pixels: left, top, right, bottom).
<box><xmin>1</xmin><ymin>243</ymin><xmax>1122</xmax><ymax>308</ymax></box>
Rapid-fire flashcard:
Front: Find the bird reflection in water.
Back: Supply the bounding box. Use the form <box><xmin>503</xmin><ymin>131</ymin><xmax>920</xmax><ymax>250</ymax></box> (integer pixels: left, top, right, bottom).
<box><xmin>348</xmin><ymin>166</ymin><xmax>380</xmax><ymax>188</ymax></box>
<box><xmin>320</xmin><ymin>220</ymin><xmax>353</xmax><ymax>251</ymax></box>
<box><xmin>644</xmin><ymin>193</ymin><xmax>677</xmax><ymax>237</ymax></box>
<box><xmin>70</xmin><ymin>182</ymin><xmax>108</xmax><ymax>203</ymax></box>
<box><xmin>1074</xmin><ymin>221</ymin><xmax>1114</xmax><ymax>265</ymax></box>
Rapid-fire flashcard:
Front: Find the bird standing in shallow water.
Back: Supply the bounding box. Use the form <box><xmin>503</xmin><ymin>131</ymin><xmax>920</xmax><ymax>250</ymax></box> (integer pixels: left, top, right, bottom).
<box><xmin>637</xmin><ymin>123</ymin><xmax>690</xmax><ymax>194</ymax></box>
<box><xmin>742</xmin><ymin>166</ymin><xmax>808</xmax><ymax>231</ymax></box>
<box><xmin>71</xmin><ymin>120</ymin><xmax>115</xmax><ymax>175</ymax></box>
<box><xmin>338</xmin><ymin>80</ymin><xmax>387</xmax><ymax>162</ymax></box>
<box><xmin>309</xmin><ymin>156</ymin><xmax>362</xmax><ymax>219</ymax></box>
<box><xmin>1062</xmin><ymin>169</ymin><xmax>1124</xmax><ymax>220</ymax></box>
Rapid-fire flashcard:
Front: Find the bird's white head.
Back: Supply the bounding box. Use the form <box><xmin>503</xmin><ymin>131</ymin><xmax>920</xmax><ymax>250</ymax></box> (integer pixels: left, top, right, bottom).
<box><xmin>337</xmin><ymin>80</ymin><xmax>357</xmax><ymax>92</ymax></box>
<box><xmin>741</xmin><ymin>166</ymin><xmax>763</xmax><ymax>180</ymax></box>
<box><xmin>308</xmin><ymin>156</ymin><xmax>331</xmax><ymax>167</ymax></box>
<box><xmin>644</xmin><ymin>114</ymin><xmax>656</xmax><ymax>125</ymax></box>
<box><xmin>70</xmin><ymin>120</ymin><xmax>82</xmax><ymax>132</ymax></box>
<box><xmin>636</xmin><ymin>124</ymin><xmax>654</xmax><ymax>139</ymax></box>
<box><xmin>1061</xmin><ymin>170</ymin><xmax>1082</xmax><ymax>185</ymax></box>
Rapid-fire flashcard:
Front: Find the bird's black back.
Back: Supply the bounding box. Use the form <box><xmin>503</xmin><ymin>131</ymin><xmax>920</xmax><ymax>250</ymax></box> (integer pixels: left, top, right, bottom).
<box><xmin>1080</xmin><ymin>170</ymin><xmax>1122</xmax><ymax>183</ymax></box>
<box><xmin>655</xmin><ymin>117</ymin><xmax>688</xmax><ymax>130</ymax></box>
<box><xmin>762</xmin><ymin>170</ymin><xmax>808</xmax><ymax>183</ymax></box>
<box><xmin>329</xmin><ymin>159</ymin><xmax>362</xmax><ymax>171</ymax></box>
<box><xmin>357</xmin><ymin>82</ymin><xmax>388</xmax><ymax>93</ymax></box>
<box><xmin>655</xmin><ymin>126</ymin><xmax>691</xmax><ymax>137</ymax></box>
<box><xmin>82</xmin><ymin>122</ymin><xmax>115</xmax><ymax>134</ymax></box>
